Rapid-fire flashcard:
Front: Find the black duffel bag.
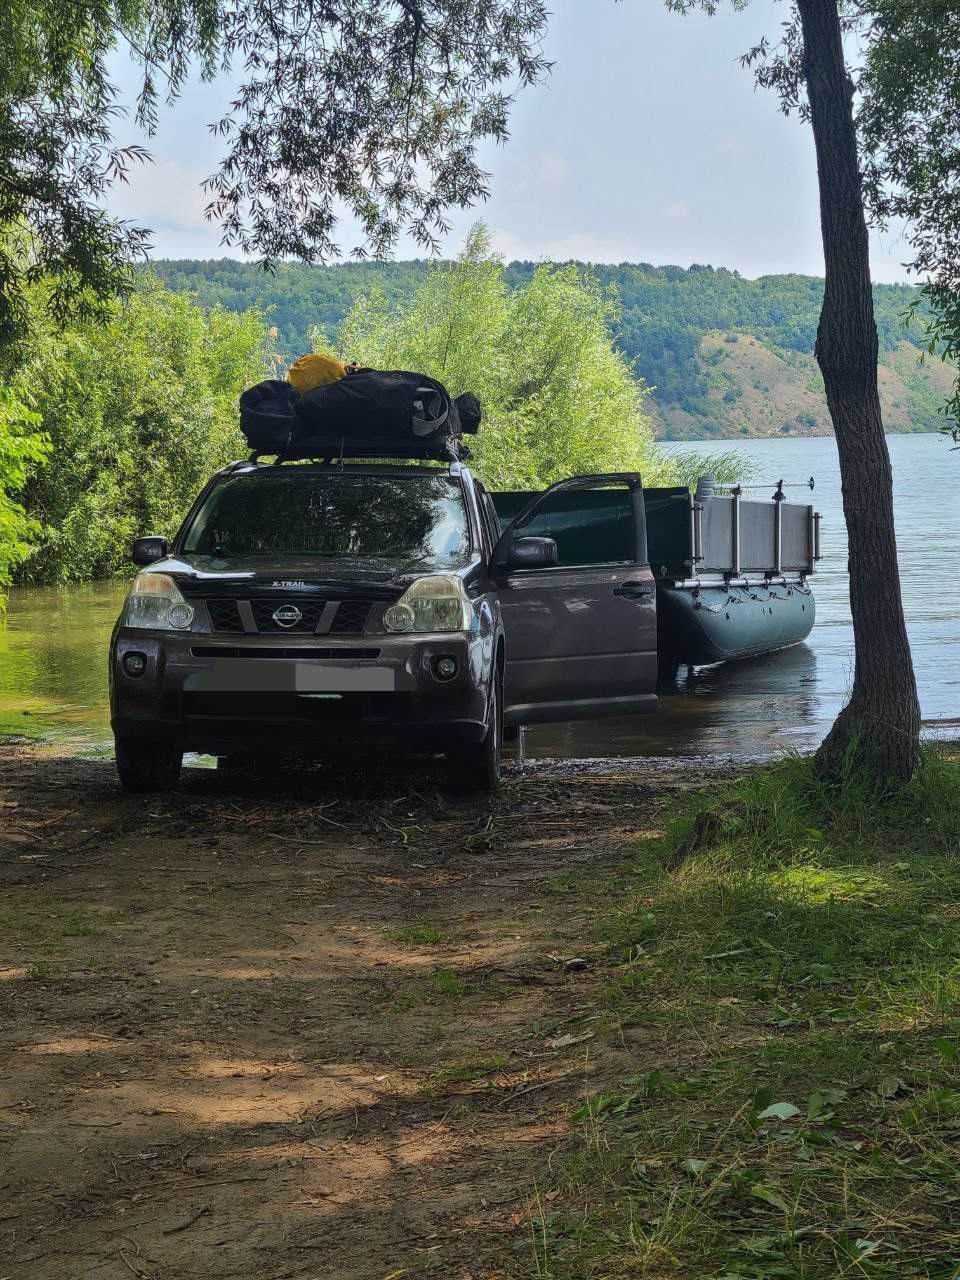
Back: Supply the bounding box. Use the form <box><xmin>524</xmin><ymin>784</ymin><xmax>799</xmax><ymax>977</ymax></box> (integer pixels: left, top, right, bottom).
<box><xmin>295</xmin><ymin>369</ymin><xmax>454</xmax><ymax>448</ymax></box>
<box><xmin>240</xmin><ymin>368</ymin><xmax>481</xmax><ymax>458</ymax></box>
<box><xmin>454</xmin><ymin>392</ymin><xmax>482</xmax><ymax>435</ymax></box>
<box><xmin>239</xmin><ymin>379</ymin><xmax>299</xmax><ymax>452</ymax></box>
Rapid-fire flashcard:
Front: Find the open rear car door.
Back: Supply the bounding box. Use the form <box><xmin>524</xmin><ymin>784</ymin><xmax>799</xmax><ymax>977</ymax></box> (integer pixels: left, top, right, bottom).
<box><xmin>490</xmin><ymin>474</ymin><xmax>658</xmax><ymax>727</ymax></box>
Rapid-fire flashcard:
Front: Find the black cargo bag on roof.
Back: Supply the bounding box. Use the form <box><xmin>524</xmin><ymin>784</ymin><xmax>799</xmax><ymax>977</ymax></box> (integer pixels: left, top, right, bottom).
<box><xmin>239</xmin><ymin>368</ymin><xmax>481</xmax><ymax>459</ymax></box>
<box><xmin>295</xmin><ymin>369</ymin><xmax>457</xmax><ymax>455</ymax></box>
<box><xmin>239</xmin><ymin>379</ymin><xmax>299</xmax><ymax>452</ymax></box>
<box><xmin>453</xmin><ymin>392</ymin><xmax>482</xmax><ymax>435</ymax></box>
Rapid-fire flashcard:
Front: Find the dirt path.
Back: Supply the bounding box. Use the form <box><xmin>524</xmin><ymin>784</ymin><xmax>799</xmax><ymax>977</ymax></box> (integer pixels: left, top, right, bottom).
<box><xmin>0</xmin><ymin>745</ymin><xmax>703</xmax><ymax>1280</ymax></box>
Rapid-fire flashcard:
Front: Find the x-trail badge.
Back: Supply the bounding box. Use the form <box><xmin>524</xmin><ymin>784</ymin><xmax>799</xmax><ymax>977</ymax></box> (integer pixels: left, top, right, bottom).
<box><xmin>272</xmin><ymin>604</ymin><xmax>303</xmax><ymax>628</ymax></box>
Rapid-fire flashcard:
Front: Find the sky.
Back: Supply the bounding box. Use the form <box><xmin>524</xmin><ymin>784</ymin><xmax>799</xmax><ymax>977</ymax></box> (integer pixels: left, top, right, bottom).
<box><xmin>106</xmin><ymin>0</ymin><xmax>914</xmax><ymax>282</ymax></box>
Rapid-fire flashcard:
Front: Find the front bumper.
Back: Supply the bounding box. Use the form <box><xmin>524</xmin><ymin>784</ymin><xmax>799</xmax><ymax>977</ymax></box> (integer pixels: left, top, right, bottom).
<box><xmin>110</xmin><ymin>629</ymin><xmax>492</xmax><ymax>756</ymax></box>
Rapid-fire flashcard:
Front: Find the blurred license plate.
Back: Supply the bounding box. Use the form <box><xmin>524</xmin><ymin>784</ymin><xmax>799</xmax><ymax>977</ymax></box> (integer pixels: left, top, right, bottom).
<box><xmin>295</xmin><ymin>664</ymin><xmax>395</xmax><ymax>692</ymax></box>
<box><xmin>187</xmin><ymin>661</ymin><xmax>395</xmax><ymax>693</ymax></box>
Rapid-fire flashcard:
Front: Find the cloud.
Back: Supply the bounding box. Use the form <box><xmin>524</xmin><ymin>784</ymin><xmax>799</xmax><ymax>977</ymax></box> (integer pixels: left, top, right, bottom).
<box><xmin>661</xmin><ymin>200</ymin><xmax>693</xmax><ymax>223</ymax></box>
<box><xmin>715</xmin><ymin>137</ymin><xmax>749</xmax><ymax>159</ymax></box>
<box><xmin>107</xmin><ymin>158</ymin><xmax>214</xmax><ymax>232</ymax></box>
<box><xmin>528</xmin><ymin>150</ymin><xmax>571</xmax><ymax>190</ymax></box>
<box><xmin>488</xmin><ymin>227</ymin><xmax>646</xmax><ymax>263</ymax></box>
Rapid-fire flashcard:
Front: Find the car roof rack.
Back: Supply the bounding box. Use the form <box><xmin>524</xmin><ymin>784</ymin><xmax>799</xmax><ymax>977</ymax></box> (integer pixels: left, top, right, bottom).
<box><xmin>245</xmin><ymin>436</ymin><xmax>471</xmax><ymax>466</ymax></box>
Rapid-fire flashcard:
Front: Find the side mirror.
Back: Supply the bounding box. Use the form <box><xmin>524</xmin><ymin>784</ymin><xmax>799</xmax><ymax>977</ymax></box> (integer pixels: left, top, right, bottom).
<box><xmin>505</xmin><ymin>536</ymin><xmax>559</xmax><ymax>570</ymax></box>
<box><xmin>131</xmin><ymin>536</ymin><xmax>169</xmax><ymax>567</ymax></box>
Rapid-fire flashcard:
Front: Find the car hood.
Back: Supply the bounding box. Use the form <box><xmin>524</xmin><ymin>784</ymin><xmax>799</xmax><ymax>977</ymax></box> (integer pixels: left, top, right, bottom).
<box><xmin>143</xmin><ymin>551</ymin><xmax>469</xmax><ymax>593</ymax></box>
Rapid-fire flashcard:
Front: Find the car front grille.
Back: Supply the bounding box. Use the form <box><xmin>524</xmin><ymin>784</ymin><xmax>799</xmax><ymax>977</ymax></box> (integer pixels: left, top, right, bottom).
<box><xmin>250</xmin><ymin>598</ymin><xmax>327</xmax><ymax>633</ymax></box>
<box><xmin>184</xmin><ymin>691</ymin><xmax>402</xmax><ymax>722</ymax></box>
<box><xmin>328</xmin><ymin>599</ymin><xmax>373</xmax><ymax>634</ymax></box>
<box><xmin>191</xmin><ymin>646</ymin><xmax>382</xmax><ymax>660</ymax></box>
<box><xmin>207</xmin><ymin>599</ymin><xmax>245</xmax><ymax>633</ymax></box>
<box><xmin>204</xmin><ymin>597</ymin><xmax>376</xmax><ymax>635</ymax></box>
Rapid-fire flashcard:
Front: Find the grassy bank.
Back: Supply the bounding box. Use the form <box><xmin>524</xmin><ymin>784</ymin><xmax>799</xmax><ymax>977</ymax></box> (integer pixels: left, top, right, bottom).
<box><xmin>534</xmin><ymin>751</ymin><xmax>960</xmax><ymax>1280</ymax></box>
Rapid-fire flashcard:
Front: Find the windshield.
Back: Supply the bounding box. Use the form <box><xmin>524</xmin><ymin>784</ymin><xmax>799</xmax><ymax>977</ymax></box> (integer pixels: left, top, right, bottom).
<box><xmin>182</xmin><ymin>471</ymin><xmax>471</xmax><ymax>564</ymax></box>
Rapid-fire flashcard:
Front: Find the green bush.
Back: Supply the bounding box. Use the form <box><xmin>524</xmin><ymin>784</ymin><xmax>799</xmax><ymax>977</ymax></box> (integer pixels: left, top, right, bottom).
<box><xmin>0</xmin><ymin>387</ymin><xmax>50</xmax><ymax>602</ymax></box>
<box><xmin>14</xmin><ymin>278</ymin><xmax>272</xmax><ymax>583</ymax></box>
<box><xmin>337</xmin><ymin>225</ymin><xmax>675</xmax><ymax>490</ymax></box>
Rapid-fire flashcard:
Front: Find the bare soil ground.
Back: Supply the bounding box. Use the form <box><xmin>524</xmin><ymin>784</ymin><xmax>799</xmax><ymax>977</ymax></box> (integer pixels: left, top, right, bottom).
<box><xmin>0</xmin><ymin>745</ymin><xmax>705</xmax><ymax>1280</ymax></box>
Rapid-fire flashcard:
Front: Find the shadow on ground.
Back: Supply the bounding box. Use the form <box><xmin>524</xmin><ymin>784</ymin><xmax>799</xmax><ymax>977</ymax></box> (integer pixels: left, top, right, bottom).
<box><xmin>0</xmin><ymin>746</ymin><xmax>710</xmax><ymax>1280</ymax></box>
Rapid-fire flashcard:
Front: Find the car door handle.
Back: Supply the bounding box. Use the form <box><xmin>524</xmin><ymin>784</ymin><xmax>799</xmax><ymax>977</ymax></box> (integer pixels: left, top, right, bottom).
<box><xmin>614</xmin><ymin>580</ymin><xmax>655</xmax><ymax>599</ymax></box>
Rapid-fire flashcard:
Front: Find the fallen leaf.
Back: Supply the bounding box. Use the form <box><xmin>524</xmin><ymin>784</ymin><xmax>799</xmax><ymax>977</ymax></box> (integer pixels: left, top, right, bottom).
<box><xmin>751</xmin><ymin>1184</ymin><xmax>791</xmax><ymax>1213</ymax></box>
<box><xmin>546</xmin><ymin>1032</ymin><xmax>595</xmax><ymax>1050</ymax></box>
<box><xmin>757</xmin><ymin>1101</ymin><xmax>801</xmax><ymax>1121</ymax></box>
<box><xmin>879</xmin><ymin>1075</ymin><xmax>907</xmax><ymax>1098</ymax></box>
<box><xmin>855</xmin><ymin>1240</ymin><xmax>882</xmax><ymax>1255</ymax></box>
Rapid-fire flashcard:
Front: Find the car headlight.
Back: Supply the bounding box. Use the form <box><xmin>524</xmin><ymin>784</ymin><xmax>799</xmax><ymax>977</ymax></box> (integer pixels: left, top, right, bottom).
<box><xmin>382</xmin><ymin>575</ymin><xmax>475</xmax><ymax>634</ymax></box>
<box><xmin>120</xmin><ymin>572</ymin><xmax>195</xmax><ymax>631</ymax></box>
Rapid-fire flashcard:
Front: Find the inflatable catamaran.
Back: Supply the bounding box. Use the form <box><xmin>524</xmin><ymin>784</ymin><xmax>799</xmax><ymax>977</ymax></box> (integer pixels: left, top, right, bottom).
<box><xmin>492</xmin><ymin>473</ymin><xmax>820</xmax><ymax>670</ymax></box>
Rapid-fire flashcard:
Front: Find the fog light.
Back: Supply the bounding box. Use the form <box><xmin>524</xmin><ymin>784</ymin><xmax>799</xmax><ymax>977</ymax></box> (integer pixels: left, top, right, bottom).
<box><xmin>432</xmin><ymin>654</ymin><xmax>459</xmax><ymax>681</ymax></box>
<box><xmin>122</xmin><ymin>652</ymin><xmax>147</xmax><ymax>678</ymax></box>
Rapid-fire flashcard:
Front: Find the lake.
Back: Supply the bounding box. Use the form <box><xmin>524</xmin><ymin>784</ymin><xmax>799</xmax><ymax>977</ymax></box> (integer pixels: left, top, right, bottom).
<box><xmin>2</xmin><ymin>432</ymin><xmax>959</xmax><ymax>762</ymax></box>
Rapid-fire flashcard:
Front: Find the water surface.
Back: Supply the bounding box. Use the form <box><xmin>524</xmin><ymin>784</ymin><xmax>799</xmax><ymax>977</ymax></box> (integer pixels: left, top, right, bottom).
<box><xmin>528</xmin><ymin>432</ymin><xmax>960</xmax><ymax>760</ymax></box>
<box><xmin>2</xmin><ymin>432</ymin><xmax>958</xmax><ymax>760</ymax></box>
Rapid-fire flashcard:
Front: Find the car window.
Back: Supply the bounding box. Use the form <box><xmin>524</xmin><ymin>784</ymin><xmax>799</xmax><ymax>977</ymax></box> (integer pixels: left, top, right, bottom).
<box><xmin>473</xmin><ymin>482</ymin><xmax>502</xmax><ymax>556</ymax></box>
<box><xmin>508</xmin><ymin>488</ymin><xmax>636</xmax><ymax>567</ymax></box>
<box><xmin>183</xmin><ymin>472</ymin><xmax>471</xmax><ymax>564</ymax></box>
<box><xmin>482</xmin><ymin>493</ymin><xmax>502</xmax><ymax>546</ymax></box>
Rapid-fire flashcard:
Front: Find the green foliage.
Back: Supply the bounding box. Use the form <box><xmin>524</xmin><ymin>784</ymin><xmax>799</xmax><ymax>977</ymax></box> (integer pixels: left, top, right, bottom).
<box><xmin>337</xmin><ymin>226</ymin><xmax>673</xmax><ymax>490</ymax></box>
<box><xmin>0</xmin><ymin>387</ymin><xmax>50</xmax><ymax>600</ymax></box>
<box><xmin>150</xmin><ymin>256</ymin><xmax>942</xmax><ymax>439</ymax></box>
<box><xmin>13</xmin><ymin>277</ymin><xmax>271</xmax><ymax>583</ymax></box>
<box><xmin>2</xmin><ymin>246</ymin><xmax>748</xmax><ymax>588</ymax></box>
<box><xmin>670</xmin><ymin>747</ymin><xmax>960</xmax><ymax>865</ymax></box>
<box><xmin>0</xmin><ymin>0</ymin><xmax>545</xmax><ymax>354</ymax></box>
<box><xmin>427</xmin><ymin>1055</ymin><xmax>508</xmax><ymax>1088</ymax></box>
<box><xmin>859</xmin><ymin>0</ymin><xmax>960</xmax><ymax>435</ymax></box>
<box><xmin>0</xmin><ymin>2</ymin><xmax>159</xmax><ymax>349</ymax></box>
<box><xmin>155</xmin><ymin>258</ymin><xmax>431</xmax><ymax>362</ymax></box>
<box><xmin>668</xmin><ymin>448</ymin><xmax>757</xmax><ymax>490</ymax></box>
<box><xmin>388</xmin><ymin>922</ymin><xmax>450</xmax><ymax>947</ymax></box>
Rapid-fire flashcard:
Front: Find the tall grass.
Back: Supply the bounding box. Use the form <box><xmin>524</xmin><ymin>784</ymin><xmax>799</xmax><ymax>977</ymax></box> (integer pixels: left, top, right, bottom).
<box><xmin>671</xmin><ymin>746</ymin><xmax>960</xmax><ymax>865</ymax></box>
<box><xmin>532</xmin><ymin>749</ymin><xmax>960</xmax><ymax>1280</ymax></box>
<box><xmin>666</xmin><ymin>446</ymin><xmax>757</xmax><ymax>490</ymax></box>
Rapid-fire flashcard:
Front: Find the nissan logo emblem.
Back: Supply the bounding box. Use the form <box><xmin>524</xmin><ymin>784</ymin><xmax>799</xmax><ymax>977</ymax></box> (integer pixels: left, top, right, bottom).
<box><xmin>272</xmin><ymin>604</ymin><xmax>303</xmax><ymax>628</ymax></box>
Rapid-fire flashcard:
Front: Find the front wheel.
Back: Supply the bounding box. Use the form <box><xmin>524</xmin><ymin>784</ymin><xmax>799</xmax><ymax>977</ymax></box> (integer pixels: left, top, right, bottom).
<box><xmin>115</xmin><ymin>738</ymin><xmax>183</xmax><ymax>793</ymax></box>
<box><xmin>446</xmin><ymin>671</ymin><xmax>502</xmax><ymax>795</ymax></box>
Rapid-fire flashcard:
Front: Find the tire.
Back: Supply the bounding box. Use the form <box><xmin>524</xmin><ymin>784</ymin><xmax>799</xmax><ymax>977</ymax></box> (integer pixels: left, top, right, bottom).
<box><xmin>446</xmin><ymin>669</ymin><xmax>502</xmax><ymax>795</ymax></box>
<box><xmin>115</xmin><ymin>737</ymin><xmax>182</xmax><ymax>793</ymax></box>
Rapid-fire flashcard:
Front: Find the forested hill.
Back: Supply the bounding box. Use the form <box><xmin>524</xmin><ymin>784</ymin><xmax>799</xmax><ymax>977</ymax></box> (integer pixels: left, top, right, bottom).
<box><xmin>150</xmin><ymin>258</ymin><xmax>954</xmax><ymax>440</ymax></box>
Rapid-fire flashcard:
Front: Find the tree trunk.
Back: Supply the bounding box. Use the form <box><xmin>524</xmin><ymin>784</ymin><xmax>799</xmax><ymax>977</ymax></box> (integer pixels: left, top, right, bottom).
<box><xmin>798</xmin><ymin>0</ymin><xmax>920</xmax><ymax>783</ymax></box>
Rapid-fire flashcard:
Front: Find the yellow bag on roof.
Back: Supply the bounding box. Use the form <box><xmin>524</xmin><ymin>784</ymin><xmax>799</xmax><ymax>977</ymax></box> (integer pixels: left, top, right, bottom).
<box><xmin>287</xmin><ymin>352</ymin><xmax>348</xmax><ymax>394</ymax></box>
